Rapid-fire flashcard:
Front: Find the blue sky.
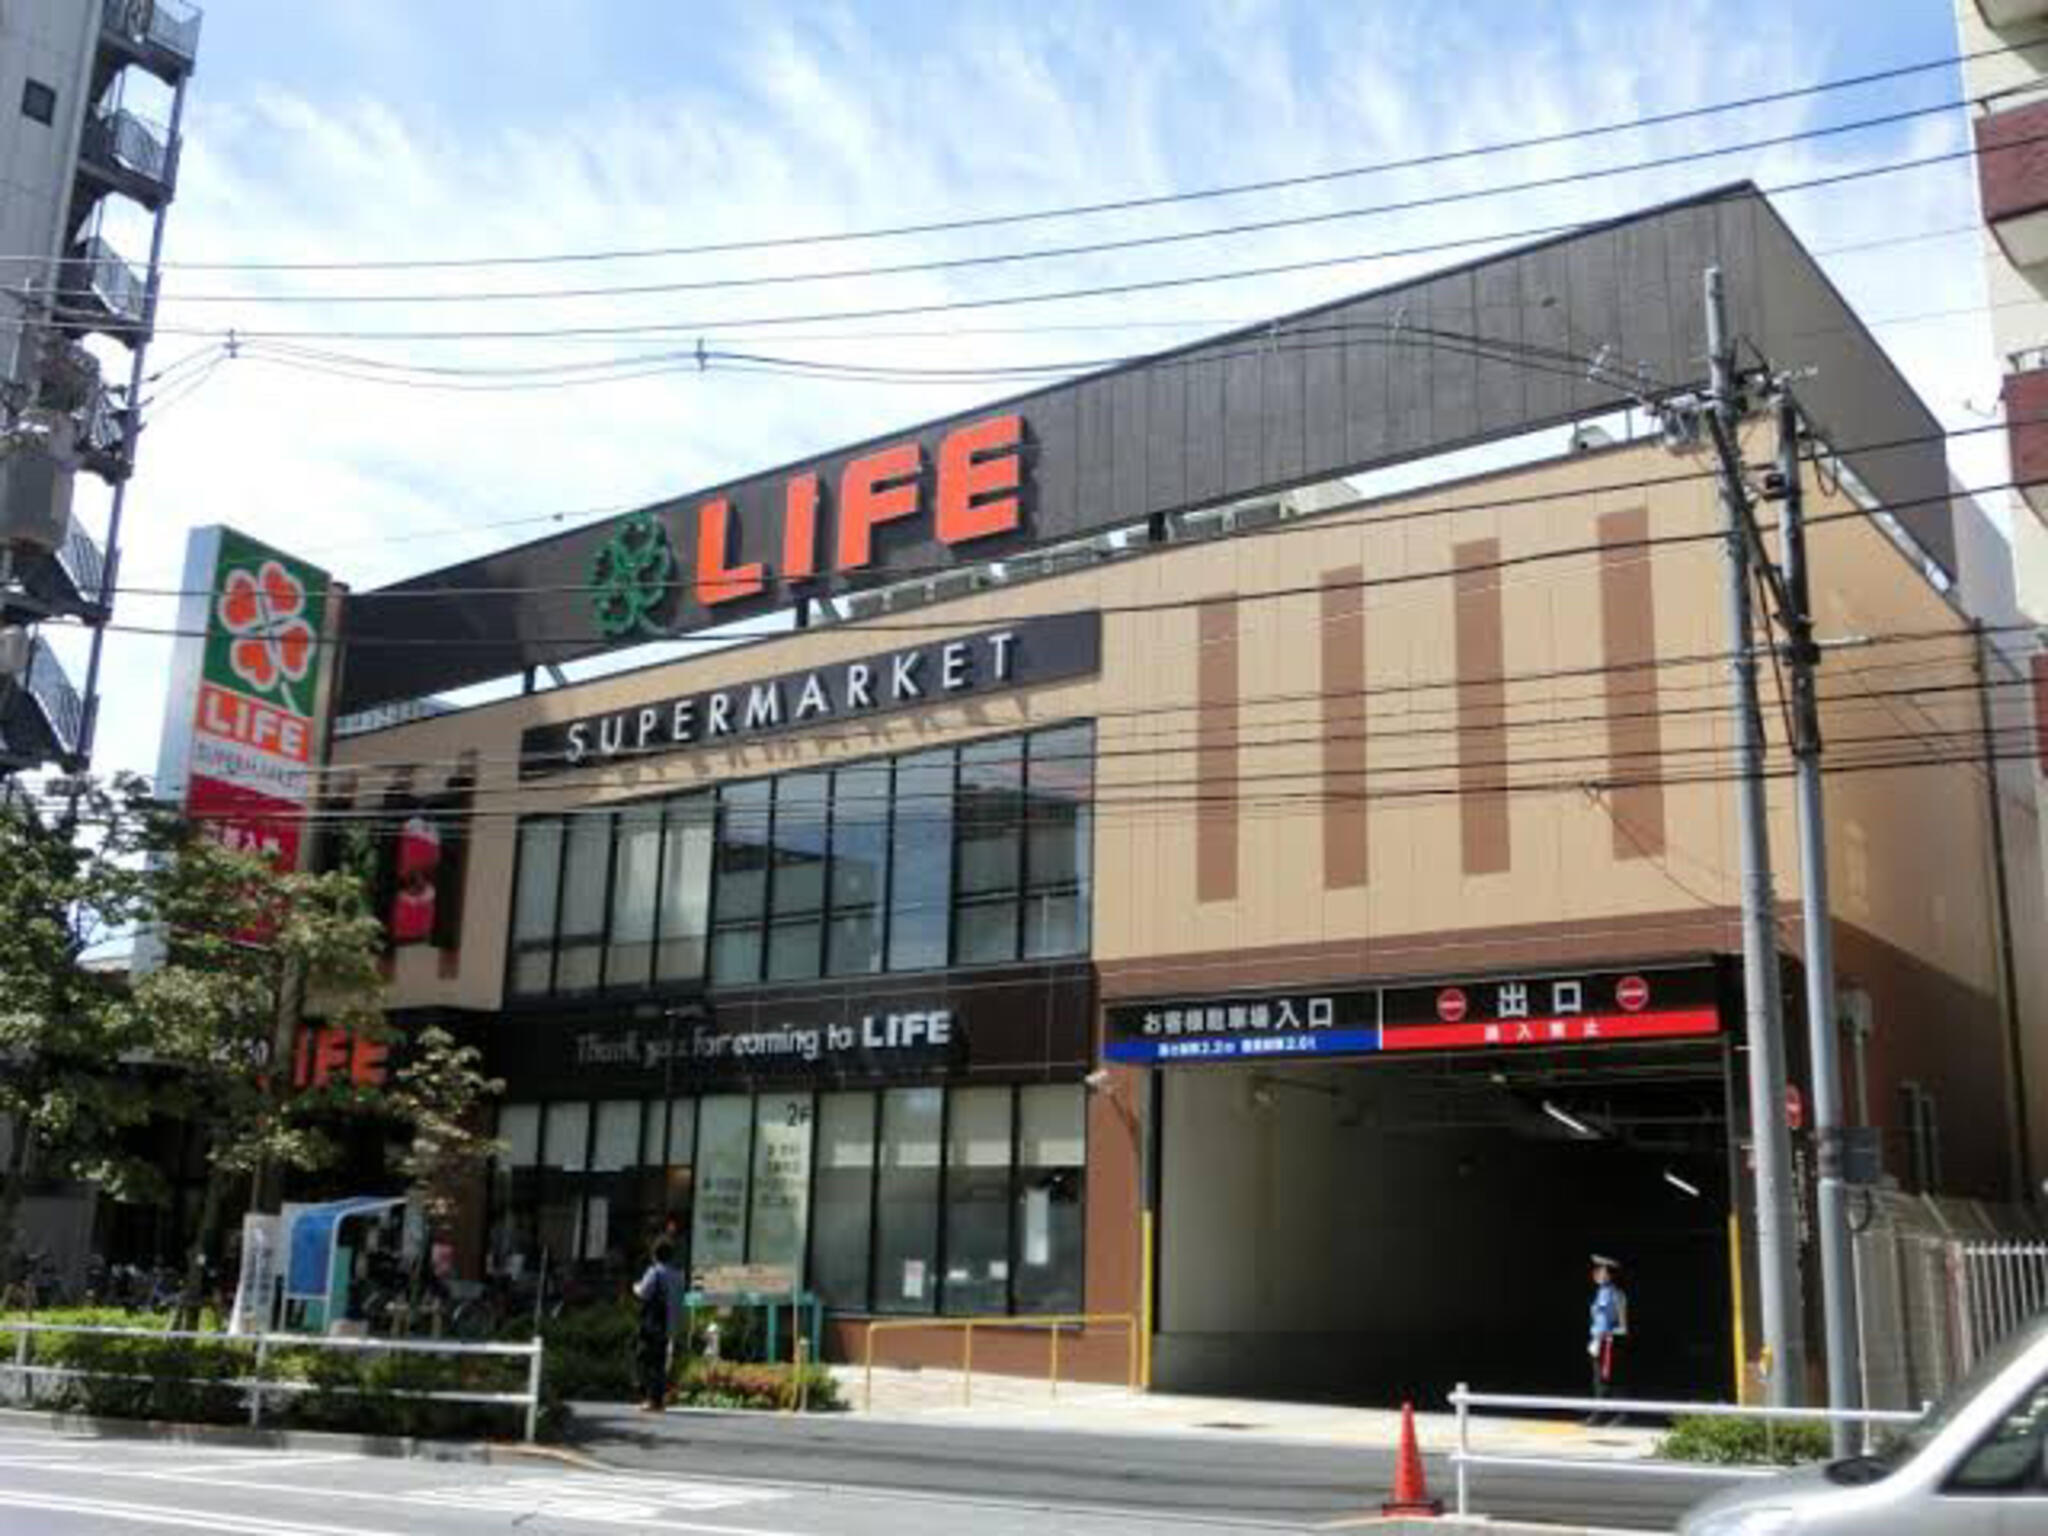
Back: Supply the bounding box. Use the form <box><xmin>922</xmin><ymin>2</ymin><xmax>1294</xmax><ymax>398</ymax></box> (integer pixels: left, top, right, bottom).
<box><xmin>63</xmin><ymin>0</ymin><xmax>2001</xmax><ymax>779</ymax></box>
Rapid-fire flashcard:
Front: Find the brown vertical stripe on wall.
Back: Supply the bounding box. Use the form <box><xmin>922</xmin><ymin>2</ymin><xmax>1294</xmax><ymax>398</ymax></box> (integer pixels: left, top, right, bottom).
<box><xmin>1321</xmin><ymin>568</ymin><xmax>1368</xmax><ymax>888</ymax></box>
<box><xmin>1598</xmin><ymin>508</ymin><xmax>1666</xmax><ymax>858</ymax></box>
<box><xmin>1197</xmin><ymin>596</ymin><xmax>1239</xmax><ymax>903</ymax></box>
<box><xmin>1453</xmin><ymin>541</ymin><xmax>1510</xmax><ymax>875</ymax></box>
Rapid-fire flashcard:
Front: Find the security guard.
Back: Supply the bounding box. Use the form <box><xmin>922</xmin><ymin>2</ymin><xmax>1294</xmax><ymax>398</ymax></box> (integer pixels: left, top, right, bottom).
<box><xmin>1586</xmin><ymin>1253</ymin><xmax>1629</xmax><ymax>1426</ymax></box>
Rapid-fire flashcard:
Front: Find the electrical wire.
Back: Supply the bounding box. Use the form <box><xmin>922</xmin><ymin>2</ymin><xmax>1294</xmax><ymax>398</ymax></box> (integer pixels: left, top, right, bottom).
<box><xmin>140</xmin><ymin>96</ymin><xmax>1978</xmax><ymax>306</ymax></box>
<box><xmin>29</xmin><ymin>138</ymin><xmax>2024</xmax><ymax>346</ymax></box>
<box><xmin>67</xmin><ymin>474</ymin><xmax>2026</xmax><ymax>654</ymax></box>
<box><xmin>67</xmin><ymin>729</ymin><xmax>2042</xmax><ymax>838</ymax></box>
<box><xmin>9</xmin><ymin>41</ymin><xmax>2014</xmax><ymax>275</ymax></box>
<box><xmin>100</xmin><ymin>412</ymin><xmax>2020</xmax><ymax>607</ymax></box>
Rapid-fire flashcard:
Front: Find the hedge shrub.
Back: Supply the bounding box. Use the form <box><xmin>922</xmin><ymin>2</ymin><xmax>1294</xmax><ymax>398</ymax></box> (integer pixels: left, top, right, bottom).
<box><xmin>1657</xmin><ymin>1414</ymin><xmax>1834</xmax><ymax>1466</ymax></box>
<box><xmin>520</xmin><ymin>1301</ymin><xmax>835</xmax><ymax>1409</ymax></box>
<box><xmin>673</xmin><ymin>1359</ymin><xmax>843</xmax><ymax>1412</ymax></box>
<box><xmin>2</xmin><ymin>1306</ymin><xmax>558</xmax><ymax>1440</ymax></box>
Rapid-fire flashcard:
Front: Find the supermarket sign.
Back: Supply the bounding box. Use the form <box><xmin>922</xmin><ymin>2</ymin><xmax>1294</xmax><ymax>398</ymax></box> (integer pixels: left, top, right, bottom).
<box><xmin>154</xmin><ymin>527</ymin><xmax>337</xmax><ymax>881</ymax></box>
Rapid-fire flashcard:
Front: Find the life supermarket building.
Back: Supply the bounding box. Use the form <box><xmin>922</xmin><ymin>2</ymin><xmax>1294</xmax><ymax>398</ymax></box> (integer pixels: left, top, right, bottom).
<box><xmin>304</xmin><ymin>185</ymin><xmax>2046</xmax><ymax>1405</ymax></box>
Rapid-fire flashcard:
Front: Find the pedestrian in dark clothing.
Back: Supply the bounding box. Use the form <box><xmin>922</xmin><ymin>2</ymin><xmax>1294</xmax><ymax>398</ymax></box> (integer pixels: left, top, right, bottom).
<box><xmin>633</xmin><ymin>1239</ymin><xmax>682</xmax><ymax>1411</ymax></box>
<box><xmin>1585</xmin><ymin>1253</ymin><xmax>1629</xmax><ymax>1426</ymax></box>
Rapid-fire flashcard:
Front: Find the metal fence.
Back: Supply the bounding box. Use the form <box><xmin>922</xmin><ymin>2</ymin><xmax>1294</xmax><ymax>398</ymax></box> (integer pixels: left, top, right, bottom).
<box><xmin>861</xmin><ymin>1312</ymin><xmax>1138</xmax><ymax>1409</ymax></box>
<box><xmin>1851</xmin><ymin>1191</ymin><xmax>2048</xmax><ymax>1410</ymax></box>
<box><xmin>1447</xmin><ymin>1386</ymin><xmax>1921</xmax><ymax>1521</ymax></box>
<box><xmin>1</xmin><ymin>1321</ymin><xmax>544</xmax><ymax>1442</ymax></box>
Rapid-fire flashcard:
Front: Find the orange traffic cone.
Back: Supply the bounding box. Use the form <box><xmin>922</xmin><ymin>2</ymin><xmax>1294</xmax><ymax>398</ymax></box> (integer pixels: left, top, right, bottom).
<box><xmin>1381</xmin><ymin>1400</ymin><xmax>1444</xmax><ymax>1517</ymax></box>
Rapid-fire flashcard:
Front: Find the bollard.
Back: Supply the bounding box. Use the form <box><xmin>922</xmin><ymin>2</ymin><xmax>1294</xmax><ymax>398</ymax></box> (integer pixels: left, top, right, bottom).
<box><xmin>524</xmin><ymin>1339</ymin><xmax>544</xmax><ymax>1443</ymax></box>
<box><xmin>10</xmin><ymin>1328</ymin><xmax>27</xmax><ymax>1408</ymax></box>
<box><xmin>248</xmin><ymin>1333</ymin><xmax>270</xmax><ymax>1428</ymax></box>
<box><xmin>1453</xmin><ymin>1382</ymin><xmax>1470</xmax><ymax>1518</ymax></box>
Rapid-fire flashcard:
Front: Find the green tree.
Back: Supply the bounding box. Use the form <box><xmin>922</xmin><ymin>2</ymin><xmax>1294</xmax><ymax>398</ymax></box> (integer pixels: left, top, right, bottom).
<box><xmin>385</xmin><ymin>1024</ymin><xmax>502</xmax><ymax>1314</ymax></box>
<box><xmin>0</xmin><ymin>776</ymin><xmax>157</xmax><ymax>1260</ymax></box>
<box><xmin>124</xmin><ymin>804</ymin><xmax>391</xmax><ymax>1317</ymax></box>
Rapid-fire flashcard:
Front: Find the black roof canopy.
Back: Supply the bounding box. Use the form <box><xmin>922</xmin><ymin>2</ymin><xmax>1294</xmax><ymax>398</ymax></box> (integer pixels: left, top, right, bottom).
<box><xmin>335</xmin><ymin>183</ymin><xmax>1951</xmax><ymax>714</ymax></box>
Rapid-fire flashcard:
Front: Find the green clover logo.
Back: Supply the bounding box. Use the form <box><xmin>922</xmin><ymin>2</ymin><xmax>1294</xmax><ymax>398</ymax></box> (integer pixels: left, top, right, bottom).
<box><xmin>590</xmin><ymin>511</ymin><xmax>676</xmax><ymax>639</ymax></box>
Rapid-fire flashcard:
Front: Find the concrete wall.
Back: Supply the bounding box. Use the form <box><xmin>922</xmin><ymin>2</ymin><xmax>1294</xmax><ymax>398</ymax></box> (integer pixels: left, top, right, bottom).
<box><xmin>0</xmin><ymin>0</ymin><xmax>96</xmax><ymax>389</ymax></box>
<box><xmin>1958</xmin><ymin>0</ymin><xmax>2048</xmax><ymax>1202</ymax></box>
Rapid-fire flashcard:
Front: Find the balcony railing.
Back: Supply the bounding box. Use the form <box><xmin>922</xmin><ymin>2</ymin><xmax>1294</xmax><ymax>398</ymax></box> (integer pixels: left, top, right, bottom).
<box><xmin>66</xmin><ymin>236</ymin><xmax>148</xmax><ymax>333</ymax></box>
<box><xmin>1976</xmin><ymin>96</ymin><xmax>2048</xmax><ymax>269</ymax></box>
<box><xmin>76</xmin><ymin>387</ymin><xmax>129</xmax><ymax>480</ymax></box>
<box><xmin>80</xmin><ymin>105</ymin><xmax>176</xmax><ymax>198</ymax></box>
<box><xmin>100</xmin><ymin>0</ymin><xmax>203</xmax><ymax>68</ymax></box>
<box><xmin>22</xmin><ymin>639</ymin><xmax>84</xmax><ymax>760</ymax></box>
<box><xmin>55</xmin><ymin>524</ymin><xmax>108</xmax><ymax>614</ymax></box>
<box><xmin>2003</xmin><ymin>364</ymin><xmax>2048</xmax><ymax>523</ymax></box>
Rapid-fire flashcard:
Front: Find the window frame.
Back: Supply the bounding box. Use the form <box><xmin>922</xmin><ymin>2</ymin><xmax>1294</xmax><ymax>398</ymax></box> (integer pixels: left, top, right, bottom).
<box><xmin>504</xmin><ymin>720</ymin><xmax>1092</xmax><ymax>1002</ymax></box>
<box><xmin>21</xmin><ymin>79</ymin><xmax>56</xmax><ymax>126</ymax></box>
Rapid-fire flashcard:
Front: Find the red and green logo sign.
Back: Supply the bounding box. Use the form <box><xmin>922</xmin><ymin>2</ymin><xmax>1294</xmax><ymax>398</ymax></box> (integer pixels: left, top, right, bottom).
<box><xmin>205</xmin><ymin>530</ymin><xmax>329</xmax><ymax>720</ymax></box>
<box><xmin>183</xmin><ymin>529</ymin><xmax>334</xmax><ymax>812</ymax></box>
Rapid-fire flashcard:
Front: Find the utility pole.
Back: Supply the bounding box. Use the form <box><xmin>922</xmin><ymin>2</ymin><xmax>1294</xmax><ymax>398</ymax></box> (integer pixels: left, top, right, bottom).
<box><xmin>1699</xmin><ymin>267</ymin><xmax>1805</xmax><ymax>1406</ymax></box>
<box><xmin>1772</xmin><ymin>395</ymin><xmax>1859</xmax><ymax>1450</ymax></box>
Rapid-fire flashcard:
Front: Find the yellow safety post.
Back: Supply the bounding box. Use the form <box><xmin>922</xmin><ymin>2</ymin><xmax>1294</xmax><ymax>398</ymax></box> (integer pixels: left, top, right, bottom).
<box><xmin>1140</xmin><ymin>1209</ymin><xmax>1156</xmax><ymax>1391</ymax></box>
<box><xmin>1727</xmin><ymin>1212</ymin><xmax>1749</xmax><ymax>1403</ymax></box>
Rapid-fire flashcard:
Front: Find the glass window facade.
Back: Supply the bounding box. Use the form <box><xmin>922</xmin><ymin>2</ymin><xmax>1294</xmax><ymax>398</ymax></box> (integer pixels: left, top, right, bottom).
<box><xmin>487</xmin><ymin>1083</ymin><xmax>1086</xmax><ymax>1314</ymax></box>
<box><xmin>507</xmin><ymin>724</ymin><xmax>1094</xmax><ymax>1000</ymax></box>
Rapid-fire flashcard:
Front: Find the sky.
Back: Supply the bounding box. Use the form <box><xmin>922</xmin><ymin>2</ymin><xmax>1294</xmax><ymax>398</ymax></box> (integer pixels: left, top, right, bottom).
<box><xmin>55</xmin><ymin>0</ymin><xmax>2001</xmax><ymax>783</ymax></box>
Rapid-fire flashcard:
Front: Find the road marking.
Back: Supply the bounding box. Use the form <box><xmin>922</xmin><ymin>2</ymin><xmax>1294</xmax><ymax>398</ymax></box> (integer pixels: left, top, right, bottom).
<box><xmin>0</xmin><ymin>1486</ymin><xmax>415</xmax><ymax>1536</ymax></box>
<box><xmin>406</xmin><ymin>1472</ymin><xmax>793</xmax><ymax>1522</ymax></box>
<box><xmin>144</xmin><ymin>1451</ymin><xmax>364</xmax><ymax>1478</ymax></box>
<box><xmin>13</xmin><ymin>1459</ymin><xmax>810</xmax><ymax>1535</ymax></box>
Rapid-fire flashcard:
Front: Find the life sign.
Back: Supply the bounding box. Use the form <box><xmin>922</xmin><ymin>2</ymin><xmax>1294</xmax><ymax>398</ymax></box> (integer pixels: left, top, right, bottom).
<box><xmin>589</xmin><ymin>413</ymin><xmax>1028</xmax><ymax>640</ymax></box>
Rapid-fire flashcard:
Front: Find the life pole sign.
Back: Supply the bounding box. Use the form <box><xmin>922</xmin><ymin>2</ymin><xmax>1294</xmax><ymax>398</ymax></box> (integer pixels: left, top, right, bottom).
<box><xmin>151</xmin><ymin>527</ymin><xmax>340</xmax><ymax>892</ymax></box>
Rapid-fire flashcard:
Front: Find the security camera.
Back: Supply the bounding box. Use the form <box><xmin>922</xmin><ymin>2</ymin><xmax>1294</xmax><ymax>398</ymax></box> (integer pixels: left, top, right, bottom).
<box><xmin>1083</xmin><ymin>1068</ymin><xmax>1113</xmax><ymax>1093</ymax></box>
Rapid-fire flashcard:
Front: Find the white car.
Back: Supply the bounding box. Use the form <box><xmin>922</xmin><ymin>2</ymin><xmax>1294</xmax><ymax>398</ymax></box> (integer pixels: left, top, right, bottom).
<box><xmin>1681</xmin><ymin>1310</ymin><xmax>2048</xmax><ymax>1535</ymax></box>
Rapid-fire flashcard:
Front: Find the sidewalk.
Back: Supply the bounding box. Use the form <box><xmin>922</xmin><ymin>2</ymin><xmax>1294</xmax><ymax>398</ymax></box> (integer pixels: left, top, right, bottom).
<box><xmin>832</xmin><ymin>1365</ymin><xmax>1665</xmax><ymax>1459</ymax></box>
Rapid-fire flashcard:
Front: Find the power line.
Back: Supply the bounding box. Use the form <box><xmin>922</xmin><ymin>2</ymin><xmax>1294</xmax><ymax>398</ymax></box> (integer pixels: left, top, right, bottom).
<box><xmin>143</xmin><ymin>97</ymin><xmax>1973</xmax><ymax>306</ymax></box>
<box><xmin>299</xmin><ymin>677</ymin><xmax>2024</xmax><ymax>822</ymax></box>
<box><xmin>86</xmin><ymin>435</ymin><xmax>2026</xmax><ymax>624</ymax></box>
<box><xmin>11</xmin><ymin>42</ymin><xmax>2006</xmax><ymax>276</ymax></box>
<box><xmin>92</xmin><ymin>729</ymin><xmax>2042</xmax><ymax>836</ymax></box>
<box><xmin>196</xmin><ymin>630</ymin><xmax>2011</xmax><ymax>792</ymax></box>
<box><xmin>31</xmin><ymin>141</ymin><xmax>2011</xmax><ymax>346</ymax></box>
<box><xmin>105</xmin><ymin>411</ymin><xmax>2013</xmax><ymax>604</ymax></box>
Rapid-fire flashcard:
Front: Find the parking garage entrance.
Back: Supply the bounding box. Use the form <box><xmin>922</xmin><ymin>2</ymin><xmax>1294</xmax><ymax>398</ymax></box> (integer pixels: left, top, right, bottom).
<box><xmin>1108</xmin><ymin>962</ymin><xmax>1740</xmax><ymax>1408</ymax></box>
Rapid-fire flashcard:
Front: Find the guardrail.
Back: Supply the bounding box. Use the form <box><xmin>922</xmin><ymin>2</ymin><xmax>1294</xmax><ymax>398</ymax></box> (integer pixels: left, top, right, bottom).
<box><xmin>861</xmin><ymin>1312</ymin><xmax>1137</xmax><ymax>1409</ymax></box>
<box><xmin>1446</xmin><ymin>1385</ymin><xmax>1923</xmax><ymax>1521</ymax></box>
<box><xmin>2</xmin><ymin>1321</ymin><xmax>544</xmax><ymax>1442</ymax></box>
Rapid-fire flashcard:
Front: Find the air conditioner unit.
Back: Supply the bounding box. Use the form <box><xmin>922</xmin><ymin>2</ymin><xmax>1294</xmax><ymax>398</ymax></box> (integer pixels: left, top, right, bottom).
<box><xmin>0</xmin><ymin>413</ymin><xmax>77</xmax><ymax>557</ymax></box>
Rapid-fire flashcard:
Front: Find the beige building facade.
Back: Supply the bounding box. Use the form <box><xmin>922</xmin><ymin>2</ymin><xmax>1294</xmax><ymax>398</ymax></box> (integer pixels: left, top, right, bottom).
<box><xmin>334</xmin><ymin>424</ymin><xmax>2036</xmax><ymax>1401</ymax></box>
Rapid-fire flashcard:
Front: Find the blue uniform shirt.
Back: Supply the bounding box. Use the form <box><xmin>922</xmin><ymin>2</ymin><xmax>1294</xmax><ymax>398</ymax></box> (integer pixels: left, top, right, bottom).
<box><xmin>1590</xmin><ymin>1281</ymin><xmax>1627</xmax><ymax>1342</ymax></box>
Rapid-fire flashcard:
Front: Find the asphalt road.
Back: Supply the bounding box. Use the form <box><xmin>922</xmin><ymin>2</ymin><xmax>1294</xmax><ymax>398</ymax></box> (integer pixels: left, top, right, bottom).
<box><xmin>0</xmin><ymin>1415</ymin><xmax>1752</xmax><ymax>1533</ymax></box>
<box><xmin>568</xmin><ymin>1404</ymin><xmax>1751</xmax><ymax>1530</ymax></box>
